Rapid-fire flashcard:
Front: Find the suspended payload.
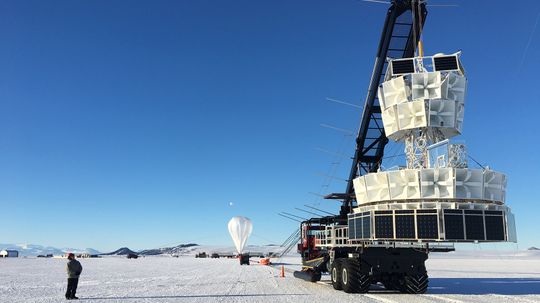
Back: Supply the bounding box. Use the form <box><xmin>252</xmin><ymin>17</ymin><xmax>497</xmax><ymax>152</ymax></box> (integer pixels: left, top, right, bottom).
<box><xmin>348</xmin><ymin>52</ymin><xmax>516</xmax><ymax>243</ymax></box>
<box><xmin>227</xmin><ymin>216</ymin><xmax>253</xmax><ymax>254</ymax></box>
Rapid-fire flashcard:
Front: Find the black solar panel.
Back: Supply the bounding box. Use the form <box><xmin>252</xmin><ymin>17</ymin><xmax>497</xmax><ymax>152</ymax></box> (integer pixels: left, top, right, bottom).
<box><xmin>396</xmin><ymin>210</ymin><xmax>414</xmax><ymax>214</ymax></box>
<box><xmin>395</xmin><ymin>215</ymin><xmax>415</xmax><ymax>239</ymax></box>
<box><xmin>433</xmin><ymin>55</ymin><xmax>459</xmax><ymax>72</ymax></box>
<box><xmin>465</xmin><ymin>215</ymin><xmax>485</xmax><ymax>240</ymax></box>
<box><xmin>444</xmin><ymin>209</ymin><xmax>463</xmax><ymax>214</ymax></box>
<box><xmin>444</xmin><ymin>214</ymin><xmax>464</xmax><ymax>240</ymax></box>
<box><xmin>417</xmin><ymin>209</ymin><xmax>438</xmax><ymax>214</ymax></box>
<box><xmin>417</xmin><ymin>215</ymin><xmax>438</xmax><ymax>239</ymax></box>
<box><xmin>362</xmin><ymin>216</ymin><xmax>371</xmax><ymax>238</ymax></box>
<box><xmin>485</xmin><ymin>216</ymin><xmax>505</xmax><ymax>241</ymax></box>
<box><xmin>348</xmin><ymin>217</ymin><xmax>356</xmax><ymax>239</ymax></box>
<box><xmin>391</xmin><ymin>59</ymin><xmax>415</xmax><ymax>75</ymax></box>
<box><xmin>375</xmin><ymin>215</ymin><xmax>394</xmax><ymax>239</ymax></box>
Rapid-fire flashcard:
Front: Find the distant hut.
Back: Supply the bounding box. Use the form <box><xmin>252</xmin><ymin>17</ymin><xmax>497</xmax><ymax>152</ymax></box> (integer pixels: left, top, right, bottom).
<box><xmin>0</xmin><ymin>250</ymin><xmax>19</xmax><ymax>258</ymax></box>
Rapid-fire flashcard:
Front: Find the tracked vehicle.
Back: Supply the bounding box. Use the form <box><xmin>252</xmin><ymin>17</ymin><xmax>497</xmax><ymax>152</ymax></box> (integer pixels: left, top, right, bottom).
<box><xmin>295</xmin><ymin>0</ymin><xmax>517</xmax><ymax>294</ymax></box>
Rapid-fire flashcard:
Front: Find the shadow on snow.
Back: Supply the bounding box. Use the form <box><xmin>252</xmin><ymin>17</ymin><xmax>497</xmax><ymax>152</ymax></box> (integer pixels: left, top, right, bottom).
<box><xmin>82</xmin><ymin>294</ymin><xmax>309</xmax><ymax>300</ymax></box>
<box><xmin>427</xmin><ymin>278</ymin><xmax>540</xmax><ymax>295</ymax></box>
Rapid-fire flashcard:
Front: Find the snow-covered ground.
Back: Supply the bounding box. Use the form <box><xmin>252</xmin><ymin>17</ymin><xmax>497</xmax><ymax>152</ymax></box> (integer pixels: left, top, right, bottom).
<box><xmin>1</xmin><ymin>251</ymin><xmax>539</xmax><ymax>303</ymax></box>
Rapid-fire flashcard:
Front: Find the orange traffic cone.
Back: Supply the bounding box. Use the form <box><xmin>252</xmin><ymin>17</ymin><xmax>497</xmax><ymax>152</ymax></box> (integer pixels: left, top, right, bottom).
<box><xmin>280</xmin><ymin>265</ymin><xmax>285</xmax><ymax>278</ymax></box>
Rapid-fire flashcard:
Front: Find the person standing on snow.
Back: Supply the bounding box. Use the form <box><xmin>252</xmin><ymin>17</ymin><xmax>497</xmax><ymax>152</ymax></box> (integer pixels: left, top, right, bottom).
<box><xmin>65</xmin><ymin>253</ymin><xmax>83</xmax><ymax>300</ymax></box>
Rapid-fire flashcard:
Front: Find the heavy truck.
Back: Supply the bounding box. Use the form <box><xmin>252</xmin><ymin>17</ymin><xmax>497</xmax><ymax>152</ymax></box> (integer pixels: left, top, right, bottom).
<box><xmin>294</xmin><ymin>0</ymin><xmax>517</xmax><ymax>294</ymax></box>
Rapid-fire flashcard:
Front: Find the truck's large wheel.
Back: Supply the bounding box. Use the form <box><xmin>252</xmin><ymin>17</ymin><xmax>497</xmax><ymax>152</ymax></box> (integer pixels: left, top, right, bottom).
<box><xmin>331</xmin><ymin>259</ymin><xmax>343</xmax><ymax>290</ymax></box>
<box><xmin>403</xmin><ymin>272</ymin><xmax>428</xmax><ymax>294</ymax></box>
<box><xmin>358</xmin><ymin>272</ymin><xmax>371</xmax><ymax>293</ymax></box>
<box><xmin>341</xmin><ymin>259</ymin><xmax>370</xmax><ymax>293</ymax></box>
<box><xmin>341</xmin><ymin>259</ymin><xmax>360</xmax><ymax>293</ymax></box>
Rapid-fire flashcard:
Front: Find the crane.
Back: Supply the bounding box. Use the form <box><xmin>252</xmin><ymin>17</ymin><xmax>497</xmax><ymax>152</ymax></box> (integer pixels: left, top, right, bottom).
<box><xmin>294</xmin><ymin>0</ymin><xmax>516</xmax><ymax>294</ymax></box>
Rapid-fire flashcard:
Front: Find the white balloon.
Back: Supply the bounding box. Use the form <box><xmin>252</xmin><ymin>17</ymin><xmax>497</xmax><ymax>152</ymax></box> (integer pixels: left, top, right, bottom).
<box><xmin>227</xmin><ymin>216</ymin><xmax>253</xmax><ymax>254</ymax></box>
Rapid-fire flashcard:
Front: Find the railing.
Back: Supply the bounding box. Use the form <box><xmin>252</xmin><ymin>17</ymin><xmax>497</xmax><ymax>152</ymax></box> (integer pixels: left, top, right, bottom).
<box><xmin>314</xmin><ymin>226</ymin><xmax>349</xmax><ymax>247</ymax></box>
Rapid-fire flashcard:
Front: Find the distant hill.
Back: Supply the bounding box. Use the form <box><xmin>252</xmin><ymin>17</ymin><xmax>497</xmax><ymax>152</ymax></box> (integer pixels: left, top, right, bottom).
<box><xmin>102</xmin><ymin>247</ymin><xmax>138</xmax><ymax>256</ymax></box>
<box><xmin>528</xmin><ymin>247</ymin><xmax>540</xmax><ymax>251</ymax></box>
<box><xmin>139</xmin><ymin>244</ymin><xmax>199</xmax><ymax>256</ymax></box>
<box><xmin>0</xmin><ymin>244</ymin><xmax>101</xmax><ymax>257</ymax></box>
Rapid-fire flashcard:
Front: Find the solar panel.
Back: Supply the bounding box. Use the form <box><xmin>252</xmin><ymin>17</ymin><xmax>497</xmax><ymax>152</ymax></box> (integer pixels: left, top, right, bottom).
<box><xmin>391</xmin><ymin>59</ymin><xmax>415</xmax><ymax>75</ymax></box>
<box><xmin>395</xmin><ymin>215</ymin><xmax>415</xmax><ymax>238</ymax></box>
<box><xmin>444</xmin><ymin>212</ymin><xmax>465</xmax><ymax>240</ymax></box>
<box><xmin>485</xmin><ymin>216</ymin><xmax>505</xmax><ymax>241</ymax></box>
<box><xmin>362</xmin><ymin>216</ymin><xmax>371</xmax><ymax>238</ymax></box>
<box><xmin>465</xmin><ymin>215</ymin><xmax>485</xmax><ymax>240</ymax></box>
<box><xmin>375</xmin><ymin>215</ymin><xmax>394</xmax><ymax>239</ymax></box>
<box><xmin>433</xmin><ymin>55</ymin><xmax>459</xmax><ymax>72</ymax></box>
<box><xmin>417</xmin><ymin>215</ymin><xmax>438</xmax><ymax>239</ymax></box>
<box><xmin>348</xmin><ymin>217</ymin><xmax>356</xmax><ymax>239</ymax></box>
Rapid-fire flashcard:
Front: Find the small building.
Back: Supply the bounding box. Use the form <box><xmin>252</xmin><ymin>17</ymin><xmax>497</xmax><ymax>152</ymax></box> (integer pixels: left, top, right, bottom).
<box><xmin>0</xmin><ymin>250</ymin><xmax>19</xmax><ymax>258</ymax></box>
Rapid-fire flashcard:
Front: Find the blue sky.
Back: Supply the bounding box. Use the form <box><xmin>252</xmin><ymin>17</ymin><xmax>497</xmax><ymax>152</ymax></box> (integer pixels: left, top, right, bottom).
<box><xmin>0</xmin><ymin>0</ymin><xmax>539</xmax><ymax>252</ymax></box>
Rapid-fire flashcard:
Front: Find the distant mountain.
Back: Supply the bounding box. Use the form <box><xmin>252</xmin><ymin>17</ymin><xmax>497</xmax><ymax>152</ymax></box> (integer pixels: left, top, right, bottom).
<box><xmin>83</xmin><ymin>248</ymin><xmax>102</xmax><ymax>255</ymax></box>
<box><xmin>102</xmin><ymin>247</ymin><xmax>137</xmax><ymax>256</ymax></box>
<box><xmin>0</xmin><ymin>244</ymin><xmax>101</xmax><ymax>257</ymax></box>
<box><xmin>528</xmin><ymin>247</ymin><xmax>540</xmax><ymax>251</ymax></box>
<box><xmin>139</xmin><ymin>243</ymin><xmax>199</xmax><ymax>256</ymax></box>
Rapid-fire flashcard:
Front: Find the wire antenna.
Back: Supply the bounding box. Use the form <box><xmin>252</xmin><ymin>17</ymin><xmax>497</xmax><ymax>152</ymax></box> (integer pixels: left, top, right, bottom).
<box><xmin>320</xmin><ymin>123</ymin><xmax>354</xmax><ymax>136</ymax></box>
<box><xmin>308</xmin><ymin>192</ymin><xmax>326</xmax><ymax>198</ymax></box>
<box><xmin>294</xmin><ymin>207</ymin><xmax>325</xmax><ymax>217</ymax></box>
<box><xmin>304</xmin><ymin>204</ymin><xmax>335</xmax><ymax>216</ymax></box>
<box><xmin>326</xmin><ymin>97</ymin><xmax>362</xmax><ymax>109</ymax></box>
<box><xmin>281</xmin><ymin>212</ymin><xmax>307</xmax><ymax>220</ymax></box>
<box><xmin>277</xmin><ymin>213</ymin><xmax>301</xmax><ymax>222</ymax></box>
<box><xmin>315</xmin><ymin>172</ymin><xmax>348</xmax><ymax>182</ymax></box>
<box><xmin>314</xmin><ymin>147</ymin><xmax>347</xmax><ymax>158</ymax></box>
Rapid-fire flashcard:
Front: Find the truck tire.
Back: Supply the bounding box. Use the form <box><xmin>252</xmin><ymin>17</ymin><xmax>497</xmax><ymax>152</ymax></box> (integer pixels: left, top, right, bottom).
<box><xmin>341</xmin><ymin>259</ymin><xmax>360</xmax><ymax>293</ymax></box>
<box><xmin>331</xmin><ymin>259</ymin><xmax>343</xmax><ymax>290</ymax></box>
<box><xmin>358</xmin><ymin>272</ymin><xmax>371</xmax><ymax>293</ymax></box>
<box><xmin>403</xmin><ymin>272</ymin><xmax>428</xmax><ymax>294</ymax></box>
<box><xmin>341</xmin><ymin>259</ymin><xmax>370</xmax><ymax>293</ymax></box>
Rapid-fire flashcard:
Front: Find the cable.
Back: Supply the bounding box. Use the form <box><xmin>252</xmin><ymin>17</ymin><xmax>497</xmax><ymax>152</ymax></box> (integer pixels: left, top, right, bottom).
<box><xmin>467</xmin><ymin>154</ymin><xmax>485</xmax><ymax>169</ymax></box>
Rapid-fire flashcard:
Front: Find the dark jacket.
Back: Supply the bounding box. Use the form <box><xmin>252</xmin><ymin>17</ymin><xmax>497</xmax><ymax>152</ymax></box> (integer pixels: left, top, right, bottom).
<box><xmin>66</xmin><ymin>259</ymin><xmax>83</xmax><ymax>279</ymax></box>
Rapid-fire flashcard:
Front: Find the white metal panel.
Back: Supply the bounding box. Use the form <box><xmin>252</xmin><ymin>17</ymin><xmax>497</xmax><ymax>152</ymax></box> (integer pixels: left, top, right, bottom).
<box><xmin>428</xmin><ymin>99</ymin><xmax>456</xmax><ymax>128</ymax></box>
<box><xmin>455</xmin><ymin>168</ymin><xmax>483</xmax><ymax>199</ymax></box>
<box><xmin>382</xmin><ymin>76</ymin><xmax>409</xmax><ymax>108</ymax></box>
<box><xmin>378</xmin><ymin>88</ymin><xmax>386</xmax><ymax>109</ymax></box>
<box><xmin>506</xmin><ymin>211</ymin><xmax>517</xmax><ymax>243</ymax></box>
<box><xmin>411</xmin><ymin>72</ymin><xmax>446</xmax><ymax>100</ymax></box>
<box><xmin>420</xmin><ymin>168</ymin><xmax>455</xmax><ymax>198</ymax></box>
<box><xmin>353</xmin><ymin>176</ymin><xmax>369</xmax><ymax>205</ymax></box>
<box><xmin>397</xmin><ymin>100</ymin><xmax>427</xmax><ymax>130</ymax></box>
<box><xmin>484</xmin><ymin>170</ymin><xmax>505</xmax><ymax>202</ymax></box>
<box><xmin>501</xmin><ymin>174</ymin><xmax>507</xmax><ymax>203</ymax></box>
<box><xmin>365</xmin><ymin>172</ymin><xmax>390</xmax><ymax>202</ymax></box>
<box><xmin>455</xmin><ymin>101</ymin><xmax>465</xmax><ymax>133</ymax></box>
<box><xmin>387</xmin><ymin>169</ymin><xmax>421</xmax><ymax>200</ymax></box>
<box><xmin>445</xmin><ymin>73</ymin><xmax>467</xmax><ymax>102</ymax></box>
<box><xmin>381</xmin><ymin>105</ymin><xmax>399</xmax><ymax>137</ymax></box>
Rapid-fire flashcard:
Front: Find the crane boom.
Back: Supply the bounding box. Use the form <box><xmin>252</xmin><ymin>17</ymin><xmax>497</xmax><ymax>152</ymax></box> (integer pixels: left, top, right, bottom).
<box><xmin>325</xmin><ymin>0</ymin><xmax>427</xmax><ymax>214</ymax></box>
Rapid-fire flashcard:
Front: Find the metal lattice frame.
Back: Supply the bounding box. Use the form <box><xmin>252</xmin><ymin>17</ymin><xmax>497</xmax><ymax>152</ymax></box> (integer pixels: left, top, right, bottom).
<box><xmin>325</xmin><ymin>0</ymin><xmax>428</xmax><ymax>215</ymax></box>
